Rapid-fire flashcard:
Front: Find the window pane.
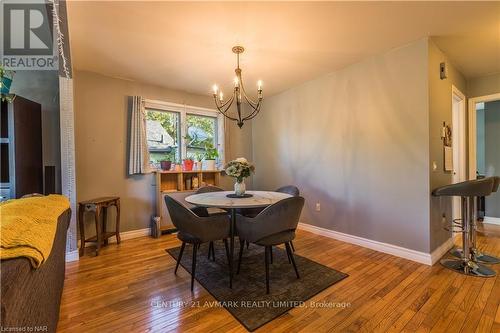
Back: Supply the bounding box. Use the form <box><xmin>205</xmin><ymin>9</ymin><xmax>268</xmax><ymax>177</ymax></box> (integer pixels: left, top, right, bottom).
<box><xmin>146</xmin><ymin>109</ymin><xmax>180</xmax><ymax>165</ymax></box>
<box><xmin>186</xmin><ymin>114</ymin><xmax>217</xmax><ymax>160</ymax></box>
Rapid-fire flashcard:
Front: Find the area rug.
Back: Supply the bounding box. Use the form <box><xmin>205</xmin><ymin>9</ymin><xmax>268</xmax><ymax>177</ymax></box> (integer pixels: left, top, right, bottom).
<box><xmin>166</xmin><ymin>241</ymin><xmax>348</xmax><ymax>331</ymax></box>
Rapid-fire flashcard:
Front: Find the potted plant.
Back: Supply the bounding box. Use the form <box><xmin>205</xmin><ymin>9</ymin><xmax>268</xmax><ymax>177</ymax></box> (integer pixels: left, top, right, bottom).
<box><xmin>202</xmin><ymin>142</ymin><xmax>219</xmax><ymax>170</ymax></box>
<box><xmin>159</xmin><ymin>147</ymin><xmax>174</xmax><ymax>171</ymax></box>
<box><xmin>194</xmin><ymin>153</ymin><xmax>203</xmax><ymax>171</ymax></box>
<box><xmin>174</xmin><ymin>159</ymin><xmax>182</xmax><ymax>171</ymax></box>
<box><xmin>0</xmin><ymin>65</ymin><xmax>16</xmax><ymax>103</ymax></box>
<box><xmin>183</xmin><ymin>157</ymin><xmax>194</xmax><ymax>171</ymax></box>
<box><xmin>224</xmin><ymin>158</ymin><xmax>255</xmax><ymax>196</ymax></box>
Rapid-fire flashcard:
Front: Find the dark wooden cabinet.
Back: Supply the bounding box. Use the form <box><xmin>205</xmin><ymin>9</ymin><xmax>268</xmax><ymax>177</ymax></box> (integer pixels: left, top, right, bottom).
<box><xmin>1</xmin><ymin>97</ymin><xmax>43</xmax><ymax>200</ymax></box>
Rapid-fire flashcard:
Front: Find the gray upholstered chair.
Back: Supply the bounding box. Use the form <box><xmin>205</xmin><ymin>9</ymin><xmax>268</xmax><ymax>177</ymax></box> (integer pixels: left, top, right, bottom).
<box><xmin>189</xmin><ymin>185</ymin><xmax>225</xmax><ymax>217</ymax></box>
<box><xmin>241</xmin><ymin>185</ymin><xmax>300</xmax><ymax>252</ymax></box>
<box><xmin>165</xmin><ymin>195</ymin><xmax>231</xmax><ymax>291</ymax></box>
<box><xmin>236</xmin><ymin>196</ymin><xmax>305</xmax><ymax>294</ymax></box>
<box><xmin>241</xmin><ymin>185</ymin><xmax>300</xmax><ymax>218</ymax></box>
<box><xmin>190</xmin><ymin>185</ymin><xmax>227</xmax><ymax>260</ymax></box>
<box><xmin>275</xmin><ymin>185</ymin><xmax>300</xmax><ymax>196</ymax></box>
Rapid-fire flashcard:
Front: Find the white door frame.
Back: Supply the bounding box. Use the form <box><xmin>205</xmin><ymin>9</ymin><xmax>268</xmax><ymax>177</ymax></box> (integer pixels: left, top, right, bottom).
<box><xmin>468</xmin><ymin>92</ymin><xmax>500</xmax><ymax>179</ymax></box>
<box><xmin>452</xmin><ymin>85</ymin><xmax>466</xmax><ymax>182</ymax></box>
<box><xmin>451</xmin><ymin>85</ymin><xmax>466</xmax><ymax>221</ymax></box>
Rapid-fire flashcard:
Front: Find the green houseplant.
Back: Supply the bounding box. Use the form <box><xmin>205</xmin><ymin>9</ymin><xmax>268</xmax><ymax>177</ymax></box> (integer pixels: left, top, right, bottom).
<box><xmin>202</xmin><ymin>142</ymin><xmax>219</xmax><ymax>170</ymax></box>
<box><xmin>0</xmin><ymin>65</ymin><xmax>15</xmax><ymax>103</ymax></box>
<box><xmin>183</xmin><ymin>156</ymin><xmax>194</xmax><ymax>171</ymax></box>
<box><xmin>194</xmin><ymin>152</ymin><xmax>203</xmax><ymax>170</ymax></box>
<box><xmin>159</xmin><ymin>147</ymin><xmax>175</xmax><ymax>171</ymax></box>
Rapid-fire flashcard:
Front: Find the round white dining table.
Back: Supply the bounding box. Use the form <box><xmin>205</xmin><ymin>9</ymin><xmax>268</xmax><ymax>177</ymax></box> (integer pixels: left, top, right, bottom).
<box><xmin>185</xmin><ymin>190</ymin><xmax>292</xmax><ymax>288</ymax></box>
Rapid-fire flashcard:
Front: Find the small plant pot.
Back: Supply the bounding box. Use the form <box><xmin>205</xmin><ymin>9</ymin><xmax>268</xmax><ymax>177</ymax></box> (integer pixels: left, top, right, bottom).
<box><xmin>160</xmin><ymin>160</ymin><xmax>172</xmax><ymax>171</ymax></box>
<box><xmin>174</xmin><ymin>164</ymin><xmax>182</xmax><ymax>171</ymax></box>
<box><xmin>202</xmin><ymin>159</ymin><xmax>216</xmax><ymax>171</ymax></box>
<box><xmin>196</xmin><ymin>161</ymin><xmax>203</xmax><ymax>170</ymax></box>
<box><xmin>183</xmin><ymin>159</ymin><xmax>194</xmax><ymax>171</ymax></box>
<box><xmin>1</xmin><ymin>77</ymin><xmax>12</xmax><ymax>94</ymax></box>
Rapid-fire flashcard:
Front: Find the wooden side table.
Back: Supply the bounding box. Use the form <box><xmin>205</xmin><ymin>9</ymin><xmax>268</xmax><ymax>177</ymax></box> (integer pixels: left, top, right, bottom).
<box><xmin>78</xmin><ymin>196</ymin><xmax>121</xmax><ymax>256</ymax></box>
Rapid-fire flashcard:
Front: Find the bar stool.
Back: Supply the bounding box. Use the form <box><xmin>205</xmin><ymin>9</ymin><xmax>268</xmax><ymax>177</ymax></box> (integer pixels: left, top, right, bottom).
<box><xmin>78</xmin><ymin>196</ymin><xmax>121</xmax><ymax>256</ymax></box>
<box><xmin>432</xmin><ymin>178</ymin><xmax>496</xmax><ymax>277</ymax></box>
<box><xmin>449</xmin><ymin>176</ymin><xmax>500</xmax><ymax>264</ymax></box>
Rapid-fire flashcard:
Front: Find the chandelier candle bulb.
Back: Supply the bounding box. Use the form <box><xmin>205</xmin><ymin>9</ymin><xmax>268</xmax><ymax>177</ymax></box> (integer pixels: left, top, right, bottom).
<box><xmin>219</xmin><ymin>91</ymin><xmax>223</xmax><ymax>101</ymax></box>
<box><xmin>257</xmin><ymin>80</ymin><xmax>262</xmax><ymax>90</ymax></box>
<box><xmin>212</xmin><ymin>84</ymin><xmax>218</xmax><ymax>95</ymax></box>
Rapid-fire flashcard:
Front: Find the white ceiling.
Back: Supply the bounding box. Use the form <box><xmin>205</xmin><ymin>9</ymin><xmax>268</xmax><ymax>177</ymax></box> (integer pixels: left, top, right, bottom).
<box><xmin>67</xmin><ymin>1</ymin><xmax>500</xmax><ymax>97</ymax></box>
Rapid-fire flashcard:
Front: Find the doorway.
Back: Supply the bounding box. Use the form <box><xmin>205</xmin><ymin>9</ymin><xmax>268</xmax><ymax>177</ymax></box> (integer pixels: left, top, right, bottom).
<box><xmin>469</xmin><ymin>92</ymin><xmax>500</xmax><ymax>225</ymax></box>
<box><xmin>451</xmin><ymin>86</ymin><xmax>466</xmax><ymax>221</ymax></box>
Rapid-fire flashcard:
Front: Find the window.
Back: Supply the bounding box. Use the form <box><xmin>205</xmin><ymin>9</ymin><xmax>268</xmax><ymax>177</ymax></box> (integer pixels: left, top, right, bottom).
<box><xmin>186</xmin><ymin>114</ymin><xmax>218</xmax><ymax>159</ymax></box>
<box><xmin>146</xmin><ymin>110</ymin><xmax>180</xmax><ymax>163</ymax></box>
<box><xmin>145</xmin><ymin>100</ymin><xmax>224</xmax><ymax>169</ymax></box>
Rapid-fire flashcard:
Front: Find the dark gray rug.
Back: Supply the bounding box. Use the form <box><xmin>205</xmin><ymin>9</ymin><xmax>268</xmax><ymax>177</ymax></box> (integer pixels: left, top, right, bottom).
<box><xmin>166</xmin><ymin>241</ymin><xmax>348</xmax><ymax>331</ymax></box>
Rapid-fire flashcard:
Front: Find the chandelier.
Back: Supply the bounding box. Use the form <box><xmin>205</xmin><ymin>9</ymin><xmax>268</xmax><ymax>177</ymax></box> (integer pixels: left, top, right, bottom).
<box><xmin>212</xmin><ymin>46</ymin><xmax>263</xmax><ymax>128</ymax></box>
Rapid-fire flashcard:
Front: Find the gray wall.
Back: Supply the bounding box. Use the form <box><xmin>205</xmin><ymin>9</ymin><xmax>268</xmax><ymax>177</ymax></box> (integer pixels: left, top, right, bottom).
<box><xmin>74</xmin><ymin>70</ymin><xmax>253</xmax><ymax>233</ymax></box>
<box><xmin>484</xmin><ymin>100</ymin><xmax>500</xmax><ymax>217</ymax></box>
<box><xmin>252</xmin><ymin>38</ymin><xmax>431</xmax><ymax>252</ymax></box>
<box><xmin>427</xmin><ymin>40</ymin><xmax>467</xmax><ymax>251</ymax></box>
<box><xmin>467</xmin><ymin>73</ymin><xmax>500</xmax><ymax>98</ymax></box>
<box><xmin>10</xmin><ymin>70</ymin><xmax>62</xmax><ymax>193</ymax></box>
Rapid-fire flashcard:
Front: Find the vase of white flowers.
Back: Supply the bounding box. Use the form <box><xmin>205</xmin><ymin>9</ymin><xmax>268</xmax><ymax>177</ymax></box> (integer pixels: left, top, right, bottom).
<box><xmin>224</xmin><ymin>157</ymin><xmax>255</xmax><ymax>196</ymax></box>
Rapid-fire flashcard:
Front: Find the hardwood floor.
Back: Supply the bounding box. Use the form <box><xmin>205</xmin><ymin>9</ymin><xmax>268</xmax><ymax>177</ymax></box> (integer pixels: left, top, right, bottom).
<box><xmin>58</xmin><ymin>227</ymin><xmax>500</xmax><ymax>332</ymax></box>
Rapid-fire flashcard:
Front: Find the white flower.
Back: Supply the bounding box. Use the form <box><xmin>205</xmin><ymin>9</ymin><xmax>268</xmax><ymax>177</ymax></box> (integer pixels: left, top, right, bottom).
<box><xmin>235</xmin><ymin>157</ymin><xmax>248</xmax><ymax>163</ymax></box>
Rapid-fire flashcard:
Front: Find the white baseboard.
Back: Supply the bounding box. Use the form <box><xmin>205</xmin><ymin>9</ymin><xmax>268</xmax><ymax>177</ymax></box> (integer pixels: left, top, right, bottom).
<box><xmin>429</xmin><ymin>237</ymin><xmax>454</xmax><ymax>265</ymax></box>
<box><xmin>297</xmin><ymin>223</ymin><xmax>451</xmax><ymax>266</ymax></box>
<box><xmin>78</xmin><ymin>228</ymin><xmax>151</xmax><ymax>248</ymax></box>
<box><xmin>483</xmin><ymin>216</ymin><xmax>500</xmax><ymax>226</ymax></box>
<box><xmin>65</xmin><ymin>250</ymin><xmax>79</xmax><ymax>262</ymax></box>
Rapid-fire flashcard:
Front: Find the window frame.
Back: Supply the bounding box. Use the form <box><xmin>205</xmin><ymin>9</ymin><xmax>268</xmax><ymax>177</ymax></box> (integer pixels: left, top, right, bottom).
<box><xmin>144</xmin><ymin>99</ymin><xmax>225</xmax><ymax>167</ymax></box>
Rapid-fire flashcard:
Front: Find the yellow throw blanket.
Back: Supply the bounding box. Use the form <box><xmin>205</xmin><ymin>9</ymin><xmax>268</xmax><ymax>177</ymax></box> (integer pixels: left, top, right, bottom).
<box><xmin>0</xmin><ymin>195</ymin><xmax>70</xmax><ymax>268</ymax></box>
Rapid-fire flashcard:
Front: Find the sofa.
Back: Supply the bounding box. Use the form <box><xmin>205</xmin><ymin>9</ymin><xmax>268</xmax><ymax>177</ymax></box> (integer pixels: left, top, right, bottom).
<box><xmin>1</xmin><ymin>209</ymin><xmax>71</xmax><ymax>333</ymax></box>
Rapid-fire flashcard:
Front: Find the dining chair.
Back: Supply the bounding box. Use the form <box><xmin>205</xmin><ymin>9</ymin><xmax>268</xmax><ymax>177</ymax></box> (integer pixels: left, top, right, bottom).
<box><xmin>240</xmin><ymin>185</ymin><xmax>301</xmax><ymax>253</ymax></box>
<box><xmin>236</xmin><ymin>196</ymin><xmax>305</xmax><ymax>294</ymax></box>
<box><xmin>165</xmin><ymin>195</ymin><xmax>231</xmax><ymax>291</ymax></box>
<box><xmin>190</xmin><ymin>185</ymin><xmax>227</xmax><ymax>261</ymax></box>
<box><xmin>190</xmin><ymin>185</ymin><xmax>225</xmax><ymax>217</ymax></box>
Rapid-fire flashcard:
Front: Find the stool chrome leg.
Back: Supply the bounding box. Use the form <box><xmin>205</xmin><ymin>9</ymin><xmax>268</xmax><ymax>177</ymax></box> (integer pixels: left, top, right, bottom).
<box><xmin>449</xmin><ymin>248</ymin><xmax>500</xmax><ymax>265</ymax></box>
<box><xmin>440</xmin><ymin>258</ymin><xmax>496</xmax><ymax>277</ymax></box>
<box><xmin>441</xmin><ymin>197</ymin><xmax>495</xmax><ymax>277</ymax></box>
<box><xmin>449</xmin><ymin>197</ymin><xmax>500</xmax><ymax>265</ymax></box>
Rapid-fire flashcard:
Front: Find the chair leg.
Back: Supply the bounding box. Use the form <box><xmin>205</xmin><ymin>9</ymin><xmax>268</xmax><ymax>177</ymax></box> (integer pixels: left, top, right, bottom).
<box><xmin>207</xmin><ymin>241</ymin><xmax>213</xmax><ymax>260</ymax></box>
<box><xmin>191</xmin><ymin>243</ymin><xmax>198</xmax><ymax>291</ymax></box>
<box><xmin>211</xmin><ymin>242</ymin><xmax>216</xmax><ymax>261</ymax></box>
<box><xmin>175</xmin><ymin>242</ymin><xmax>186</xmax><ymax>274</ymax></box>
<box><xmin>265</xmin><ymin>246</ymin><xmax>270</xmax><ymax>294</ymax></box>
<box><xmin>223</xmin><ymin>239</ymin><xmax>231</xmax><ymax>266</ymax></box>
<box><xmin>270</xmin><ymin>246</ymin><xmax>273</xmax><ymax>264</ymax></box>
<box><xmin>246</xmin><ymin>240</ymin><xmax>249</xmax><ymax>249</ymax></box>
<box><xmin>286</xmin><ymin>246</ymin><xmax>291</xmax><ymax>264</ymax></box>
<box><xmin>290</xmin><ymin>240</ymin><xmax>295</xmax><ymax>252</ymax></box>
<box><xmin>285</xmin><ymin>242</ymin><xmax>300</xmax><ymax>279</ymax></box>
<box><xmin>237</xmin><ymin>238</ymin><xmax>245</xmax><ymax>274</ymax></box>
